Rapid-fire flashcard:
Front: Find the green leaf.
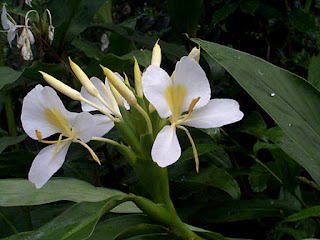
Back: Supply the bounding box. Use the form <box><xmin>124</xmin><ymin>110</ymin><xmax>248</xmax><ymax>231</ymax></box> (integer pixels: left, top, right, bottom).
<box><xmin>0</xmin><ymin>178</ymin><xmax>140</xmax><ymax>213</ymax></box>
<box><xmin>240</xmin><ymin>0</ymin><xmax>260</xmax><ymax>14</ymax></box>
<box><xmin>180</xmin><ymin>143</ymin><xmax>220</xmax><ymax>162</ymax></box>
<box><xmin>0</xmin><ymin>67</ymin><xmax>22</xmax><ymax>90</ymax></box>
<box><xmin>71</xmin><ymin>38</ymin><xmax>105</xmax><ymax>60</ymax></box>
<box><xmin>0</xmin><ymin>134</ymin><xmax>26</xmax><ymax>154</ymax></box>
<box><xmin>3</xmin><ymin>195</ymin><xmax>130</xmax><ymax>240</ymax></box>
<box><xmin>193</xmin><ymin>38</ymin><xmax>320</xmax><ymax>187</ymax></box>
<box><xmin>248</xmin><ymin>163</ymin><xmax>268</xmax><ymax>192</ymax></box>
<box><xmin>308</xmin><ymin>55</ymin><xmax>320</xmax><ymax>90</ymax></box>
<box><xmin>187</xmin><ymin>166</ymin><xmax>241</xmax><ymax>200</ymax></box>
<box><xmin>288</xmin><ymin>9</ymin><xmax>317</xmax><ymax>33</ymax></box>
<box><xmin>284</xmin><ymin>205</ymin><xmax>320</xmax><ymax>222</ymax></box>
<box><xmin>240</xmin><ymin>111</ymin><xmax>267</xmax><ymax>138</ymax></box>
<box><xmin>212</xmin><ymin>3</ymin><xmax>238</xmax><ymax>25</ymax></box>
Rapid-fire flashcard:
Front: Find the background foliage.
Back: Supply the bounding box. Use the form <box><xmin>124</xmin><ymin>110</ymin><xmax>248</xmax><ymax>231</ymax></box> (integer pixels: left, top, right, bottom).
<box><xmin>1</xmin><ymin>0</ymin><xmax>320</xmax><ymax>239</ymax></box>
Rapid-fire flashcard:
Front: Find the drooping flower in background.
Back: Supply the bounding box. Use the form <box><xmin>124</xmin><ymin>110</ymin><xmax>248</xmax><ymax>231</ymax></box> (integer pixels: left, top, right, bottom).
<box><xmin>1</xmin><ymin>5</ymin><xmax>22</xmax><ymax>47</ymax></box>
<box><xmin>25</xmin><ymin>0</ymin><xmax>32</xmax><ymax>7</ymax></box>
<box><xmin>46</xmin><ymin>9</ymin><xmax>54</xmax><ymax>45</ymax></box>
<box><xmin>101</xmin><ymin>33</ymin><xmax>109</xmax><ymax>52</ymax></box>
<box><xmin>142</xmin><ymin>46</ymin><xmax>244</xmax><ymax>170</ymax></box>
<box><xmin>21</xmin><ymin>85</ymin><xmax>105</xmax><ymax>188</ymax></box>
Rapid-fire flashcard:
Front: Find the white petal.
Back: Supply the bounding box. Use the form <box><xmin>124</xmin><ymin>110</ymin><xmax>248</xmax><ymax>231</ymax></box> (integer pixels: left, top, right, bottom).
<box><xmin>1</xmin><ymin>6</ymin><xmax>13</xmax><ymax>30</ymax></box>
<box><xmin>183</xmin><ymin>99</ymin><xmax>244</xmax><ymax>128</ymax></box>
<box><xmin>28</xmin><ymin>142</ymin><xmax>71</xmax><ymax>189</ymax></box>
<box><xmin>91</xmin><ymin>114</ymin><xmax>114</xmax><ymax>137</ymax></box>
<box><xmin>21</xmin><ymin>85</ymin><xmax>76</xmax><ymax>140</ymax></box>
<box><xmin>151</xmin><ymin>125</ymin><xmax>181</xmax><ymax>167</ymax></box>
<box><xmin>80</xmin><ymin>77</ymin><xmax>110</xmax><ymax>113</ymax></box>
<box><xmin>142</xmin><ymin>65</ymin><xmax>172</xmax><ymax>118</ymax></box>
<box><xmin>174</xmin><ymin>56</ymin><xmax>211</xmax><ymax>112</ymax></box>
<box><xmin>27</xmin><ymin>29</ymin><xmax>35</xmax><ymax>44</ymax></box>
<box><xmin>71</xmin><ymin>112</ymin><xmax>96</xmax><ymax>143</ymax></box>
<box><xmin>7</xmin><ymin>27</ymin><xmax>16</xmax><ymax>48</ymax></box>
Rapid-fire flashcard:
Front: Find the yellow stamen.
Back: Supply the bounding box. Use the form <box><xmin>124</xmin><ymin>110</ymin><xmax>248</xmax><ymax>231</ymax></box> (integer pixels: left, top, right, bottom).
<box><xmin>53</xmin><ymin>134</ymin><xmax>63</xmax><ymax>157</ymax></box>
<box><xmin>35</xmin><ymin>130</ymin><xmax>72</xmax><ymax>144</ymax></box>
<box><xmin>177</xmin><ymin>97</ymin><xmax>200</xmax><ymax>125</ymax></box>
<box><xmin>74</xmin><ymin>139</ymin><xmax>101</xmax><ymax>165</ymax></box>
<box><xmin>177</xmin><ymin>125</ymin><xmax>199</xmax><ymax>173</ymax></box>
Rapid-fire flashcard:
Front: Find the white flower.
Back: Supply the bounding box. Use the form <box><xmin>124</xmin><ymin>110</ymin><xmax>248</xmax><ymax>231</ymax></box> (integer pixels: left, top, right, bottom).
<box><xmin>21</xmin><ymin>84</ymin><xmax>110</xmax><ymax>188</ymax></box>
<box><xmin>46</xmin><ymin>9</ymin><xmax>54</xmax><ymax>45</ymax></box>
<box><xmin>100</xmin><ymin>33</ymin><xmax>109</xmax><ymax>52</ymax></box>
<box><xmin>25</xmin><ymin>0</ymin><xmax>32</xmax><ymax>7</ymax></box>
<box><xmin>142</xmin><ymin>56</ymin><xmax>244</xmax><ymax>169</ymax></box>
<box><xmin>1</xmin><ymin>5</ymin><xmax>21</xmax><ymax>47</ymax></box>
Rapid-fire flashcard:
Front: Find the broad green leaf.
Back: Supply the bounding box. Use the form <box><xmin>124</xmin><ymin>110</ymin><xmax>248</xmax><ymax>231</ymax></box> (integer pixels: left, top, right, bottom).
<box><xmin>240</xmin><ymin>111</ymin><xmax>267</xmax><ymax>138</ymax></box>
<box><xmin>187</xmin><ymin>166</ymin><xmax>241</xmax><ymax>200</ymax></box>
<box><xmin>71</xmin><ymin>38</ymin><xmax>105</xmax><ymax>60</ymax></box>
<box><xmin>94</xmin><ymin>0</ymin><xmax>112</xmax><ymax>23</ymax></box>
<box><xmin>284</xmin><ymin>205</ymin><xmax>320</xmax><ymax>222</ymax></box>
<box><xmin>308</xmin><ymin>55</ymin><xmax>320</xmax><ymax>90</ymax></box>
<box><xmin>193</xmin><ymin>39</ymin><xmax>320</xmax><ymax>187</ymax></box>
<box><xmin>0</xmin><ymin>134</ymin><xmax>26</xmax><ymax>154</ymax></box>
<box><xmin>0</xmin><ymin>178</ymin><xmax>140</xmax><ymax>213</ymax></box>
<box><xmin>212</xmin><ymin>3</ymin><xmax>238</xmax><ymax>25</ymax></box>
<box><xmin>288</xmin><ymin>9</ymin><xmax>317</xmax><ymax>33</ymax></box>
<box><xmin>0</xmin><ymin>67</ymin><xmax>22</xmax><ymax>89</ymax></box>
<box><xmin>125</xmin><ymin>234</ymin><xmax>173</xmax><ymax>240</ymax></box>
<box><xmin>0</xmin><ymin>150</ymin><xmax>34</xmax><ymax>177</ymax></box>
<box><xmin>275</xmin><ymin>227</ymin><xmax>307</xmax><ymax>239</ymax></box>
<box><xmin>248</xmin><ymin>163</ymin><xmax>268</xmax><ymax>192</ymax></box>
<box><xmin>180</xmin><ymin>143</ymin><xmax>220</xmax><ymax>162</ymax></box>
<box><xmin>240</xmin><ymin>0</ymin><xmax>260</xmax><ymax>14</ymax></box>
<box><xmin>3</xmin><ymin>195</ymin><xmax>130</xmax><ymax>240</ymax></box>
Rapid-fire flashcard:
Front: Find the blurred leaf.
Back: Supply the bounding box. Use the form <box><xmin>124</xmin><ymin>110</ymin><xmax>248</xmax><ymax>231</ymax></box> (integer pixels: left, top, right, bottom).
<box><xmin>308</xmin><ymin>55</ymin><xmax>320</xmax><ymax>90</ymax></box>
<box><xmin>194</xmin><ymin>39</ymin><xmax>320</xmax><ymax>187</ymax></box>
<box><xmin>0</xmin><ymin>150</ymin><xmax>34</xmax><ymax>177</ymax></box>
<box><xmin>288</xmin><ymin>9</ymin><xmax>317</xmax><ymax>33</ymax></box>
<box><xmin>0</xmin><ymin>67</ymin><xmax>22</xmax><ymax>90</ymax></box>
<box><xmin>3</xmin><ymin>195</ymin><xmax>130</xmax><ymax>240</ymax></box>
<box><xmin>200</xmin><ymin>128</ymin><xmax>221</xmax><ymax>142</ymax></box>
<box><xmin>212</xmin><ymin>3</ymin><xmax>238</xmax><ymax>25</ymax></box>
<box><xmin>253</xmin><ymin>141</ymin><xmax>278</xmax><ymax>155</ymax></box>
<box><xmin>0</xmin><ymin>178</ymin><xmax>140</xmax><ymax>213</ymax></box>
<box><xmin>197</xmin><ymin>231</ymin><xmax>227</xmax><ymax>240</ymax></box>
<box><xmin>123</xmin><ymin>234</ymin><xmax>174</xmax><ymax>240</ymax></box>
<box><xmin>0</xmin><ymin>134</ymin><xmax>26</xmax><ymax>153</ymax></box>
<box><xmin>187</xmin><ymin>166</ymin><xmax>241</xmax><ymax>200</ymax></box>
<box><xmin>180</xmin><ymin>143</ymin><xmax>220</xmax><ymax>162</ymax></box>
<box><xmin>248</xmin><ymin>163</ymin><xmax>268</xmax><ymax>192</ymax></box>
<box><xmin>275</xmin><ymin>227</ymin><xmax>307</xmax><ymax>239</ymax></box>
<box><xmin>94</xmin><ymin>0</ymin><xmax>112</xmax><ymax>23</ymax></box>
<box><xmin>240</xmin><ymin>111</ymin><xmax>267</xmax><ymax>138</ymax></box>
<box><xmin>240</xmin><ymin>0</ymin><xmax>260</xmax><ymax>14</ymax></box>
<box><xmin>284</xmin><ymin>205</ymin><xmax>320</xmax><ymax>222</ymax></box>
<box><xmin>71</xmin><ymin>38</ymin><xmax>105</xmax><ymax>60</ymax></box>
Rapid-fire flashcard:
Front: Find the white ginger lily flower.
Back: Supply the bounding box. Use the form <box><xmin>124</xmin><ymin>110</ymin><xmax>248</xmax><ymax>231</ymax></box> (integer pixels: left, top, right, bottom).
<box><xmin>142</xmin><ymin>56</ymin><xmax>244</xmax><ymax>170</ymax></box>
<box><xmin>25</xmin><ymin>0</ymin><xmax>32</xmax><ymax>7</ymax></box>
<box><xmin>21</xmin><ymin>84</ymin><xmax>109</xmax><ymax>188</ymax></box>
<box><xmin>1</xmin><ymin>5</ymin><xmax>23</xmax><ymax>47</ymax></box>
<box><xmin>100</xmin><ymin>33</ymin><xmax>109</xmax><ymax>52</ymax></box>
<box><xmin>45</xmin><ymin>9</ymin><xmax>54</xmax><ymax>45</ymax></box>
<box><xmin>80</xmin><ymin>74</ymin><xmax>130</xmax><ymax>119</ymax></box>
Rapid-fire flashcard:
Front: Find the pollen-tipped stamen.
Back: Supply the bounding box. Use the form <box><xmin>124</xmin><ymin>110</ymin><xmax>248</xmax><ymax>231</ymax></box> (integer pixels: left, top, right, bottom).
<box><xmin>177</xmin><ymin>125</ymin><xmax>200</xmax><ymax>173</ymax></box>
<box><xmin>53</xmin><ymin>133</ymin><xmax>63</xmax><ymax>157</ymax></box>
<box><xmin>74</xmin><ymin>139</ymin><xmax>101</xmax><ymax>165</ymax></box>
<box><xmin>177</xmin><ymin>97</ymin><xmax>200</xmax><ymax>125</ymax></box>
<box><xmin>35</xmin><ymin>130</ymin><xmax>72</xmax><ymax>144</ymax></box>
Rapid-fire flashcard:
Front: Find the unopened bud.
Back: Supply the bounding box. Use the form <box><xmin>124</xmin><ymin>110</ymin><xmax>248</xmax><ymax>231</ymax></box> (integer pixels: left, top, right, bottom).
<box><xmin>108</xmin><ymin>82</ymin><xmax>124</xmax><ymax>107</ymax></box>
<box><xmin>39</xmin><ymin>71</ymin><xmax>82</xmax><ymax>101</ymax></box>
<box><xmin>100</xmin><ymin>65</ymin><xmax>137</xmax><ymax>106</ymax></box>
<box><xmin>188</xmin><ymin>47</ymin><xmax>200</xmax><ymax>62</ymax></box>
<box><xmin>151</xmin><ymin>40</ymin><xmax>161</xmax><ymax>67</ymax></box>
<box><xmin>133</xmin><ymin>56</ymin><xmax>143</xmax><ymax>97</ymax></box>
<box><xmin>69</xmin><ymin>57</ymin><xmax>99</xmax><ymax>97</ymax></box>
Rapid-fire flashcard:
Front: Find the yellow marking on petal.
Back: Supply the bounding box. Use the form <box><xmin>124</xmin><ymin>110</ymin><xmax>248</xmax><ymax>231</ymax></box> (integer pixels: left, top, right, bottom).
<box><xmin>44</xmin><ymin>108</ymin><xmax>72</xmax><ymax>136</ymax></box>
<box><xmin>177</xmin><ymin>125</ymin><xmax>199</xmax><ymax>173</ymax></box>
<box><xmin>165</xmin><ymin>84</ymin><xmax>186</xmax><ymax>123</ymax></box>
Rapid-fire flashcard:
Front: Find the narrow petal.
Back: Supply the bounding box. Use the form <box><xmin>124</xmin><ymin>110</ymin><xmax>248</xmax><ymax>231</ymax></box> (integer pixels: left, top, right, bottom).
<box><xmin>80</xmin><ymin>77</ymin><xmax>110</xmax><ymax>113</ymax></box>
<box><xmin>151</xmin><ymin>125</ymin><xmax>181</xmax><ymax>167</ymax></box>
<box><xmin>1</xmin><ymin>6</ymin><xmax>13</xmax><ymax>30</ymax></box>
<box><xmin>142</xmin><ymin>65</ymin><xmax>172</xmax><ymax>118</ymax></box>
<box><xmin>174</xmin><ymin>56</ymin><xmax>211</xmax><ymax>112</ymax></box>
<box><xmin>21</xmin><ymin>85</ymin><xmax>76</xmax><ymax>139</ymax></box>
<box><xmin>183</xmin><ymin>99</ymin><xmax>244</xmax><ymax>128</ymax></box>
<box><xmin>91</xmin><ymin>114</ymin><xmax>114</xmax><ymax>137</ymax></box>
<box><xmin>7</xmin><ymin>27</ymin><xmax>16</xmax><ymax>48</ymax></box>
<box><xmin>71</xmin><ymin>112</ymin><xmax>96</xmax><ymax>143</ymax></box>
<box><xmin>28</xmin><ymin>142</ymin><xmax>71</xmax><ymax>189</ymax></box>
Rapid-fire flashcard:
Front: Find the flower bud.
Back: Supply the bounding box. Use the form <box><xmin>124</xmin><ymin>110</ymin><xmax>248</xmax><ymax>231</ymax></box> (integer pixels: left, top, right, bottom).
<box><xmin>133</xmin><ymin>56</ymin><xmax>143</xmax><ymax>98</ymax></box>
<box><xmin>151</xmin><ymin>40</ymin><xmax>161</xmax><ymax>67</ymax></box>
<box><xmin>188</xmin><ymin>47</ymin><xmax>200</xmax><ymax>63</ymax></box>
<box><xmin>69</xmin><ymin>57</ymin><xmax>99</xmax><ymax>97</ymax></box>
<box><xmin>100</xmin><ymin>65</ymin><xmax>137</xmax><ymax>106</ymax></box>
<box><xmin>39</xmin><ymin>71</ymin><xmax>82</xmax><ymax>101</ymax></box>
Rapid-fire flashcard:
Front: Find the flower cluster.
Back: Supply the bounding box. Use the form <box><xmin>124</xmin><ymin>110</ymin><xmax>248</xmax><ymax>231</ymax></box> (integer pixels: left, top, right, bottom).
<box><xmin>21</xmin><ymin>42</ymin><xmax>243</xmax><ymax>188</ymax></box>
<box><xmin>1</xmin><ymin>5</ymin><xmax>54</xmax><ymax>60</ymax></box>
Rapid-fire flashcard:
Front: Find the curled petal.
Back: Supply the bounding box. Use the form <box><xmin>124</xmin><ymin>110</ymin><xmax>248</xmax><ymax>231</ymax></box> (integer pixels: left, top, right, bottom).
<box><xmin>142</xmin><ymin>65</ymin><xmax>172</xmax><ymax>118</ymax></box>
<box><xmin>1</xmin><ymin>5</ymin><xmax>13</xmax><ymax>30</ymax></box>
<box><xmin>183</xmin><ymin>99</ymin><xmax>244</xmax><ymax>128</ymax></box>
<box><xmin>28</xmin><ymin>142</ymin><xmax>71</xmax><ymax>189</ymax></box>
<box><xmin>151</xmin><ymin>125</ymin><xmax>181</xmax><ymax>167</ymax></box>
<box><xmin>174</xmin><ymin>56</ymin><xmax>211</xmax><ymax>112</ymax></box>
